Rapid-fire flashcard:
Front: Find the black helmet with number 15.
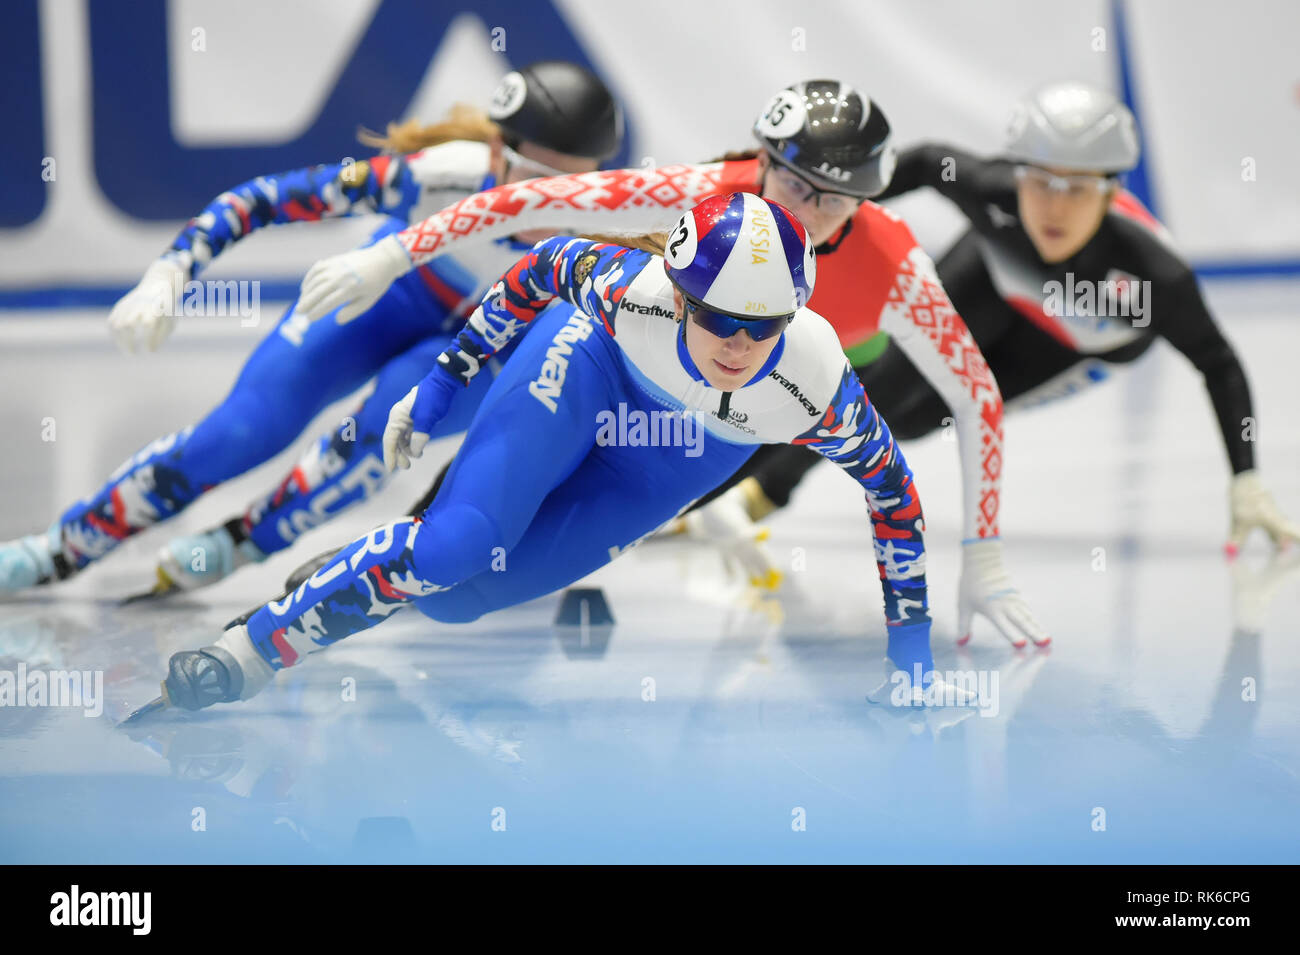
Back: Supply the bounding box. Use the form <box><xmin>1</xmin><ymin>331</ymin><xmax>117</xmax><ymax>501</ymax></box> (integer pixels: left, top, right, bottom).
<box><xmin>753</xmin><ymin>80</ymin><xmax>895</xmax><ymax>198</ymax></box>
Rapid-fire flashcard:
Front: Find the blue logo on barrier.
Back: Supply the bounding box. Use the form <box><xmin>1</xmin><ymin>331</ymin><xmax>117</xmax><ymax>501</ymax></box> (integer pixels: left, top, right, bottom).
<box><xmin>16</xmin><ymin>0</ymin><xmax>633</xmax><ymax>223</ymax></box>
<box><xmin>1</xmin><ymin>0</ymin><xmax>46</xmax><ymax>228</ymax></box>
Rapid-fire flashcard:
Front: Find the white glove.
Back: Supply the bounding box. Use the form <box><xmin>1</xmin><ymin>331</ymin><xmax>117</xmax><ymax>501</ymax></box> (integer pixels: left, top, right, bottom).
<box><xmin>298</xmin><ymin>234</ymin><xmax>412</xmax><ymax>324</ymax></box>
<box><xmin>384</xmin><ymin>369</ymin><xmax>460</xmax><ymax>471</ymax></box>
<box><xmin>382</xmin><ymin>386</ymin><xmax>432</xmax><ymax>472</ymax></box>
<box><xmin>957</xmin><ymin>539</ymin><xmax>1051</xmax><ymax>649</ymax></box>
<box><xmin>107</xmin><ymin>259</ymin><xmax>187</xmax><ymax>353</ymax></box>
<box><xmin>1228</xmin><ymin>470</ymin><xmax>1300</xmax><ymax>554</ymax></box>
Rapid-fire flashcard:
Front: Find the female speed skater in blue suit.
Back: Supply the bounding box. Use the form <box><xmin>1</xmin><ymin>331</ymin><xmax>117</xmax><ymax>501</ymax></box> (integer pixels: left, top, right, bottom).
<box><xmin>133</xmin><ymin>193</ymin><xmax>970</xmax><ymax>721</ymax></box>
<box><xmin>0</xmin><ymin>61</ymin><xmax>623</xmax><ymax>596</ymax></box>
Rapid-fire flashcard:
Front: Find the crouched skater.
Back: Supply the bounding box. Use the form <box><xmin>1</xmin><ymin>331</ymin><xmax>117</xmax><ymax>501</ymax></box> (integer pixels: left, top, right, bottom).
<box><xmin>133</xmin><ymin>193</ymin><xmax>968</xmax><ymax>718</ymax></box>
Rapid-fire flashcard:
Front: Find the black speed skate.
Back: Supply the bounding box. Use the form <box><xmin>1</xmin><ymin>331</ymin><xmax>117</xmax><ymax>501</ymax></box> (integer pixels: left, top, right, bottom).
<box><xmin>120</xmin><ymin>625</ymin><xmax>275</xmax><ymax>724</ymax></box>
<box><xmin>118</xmin><ymin>646</ymin><xmax>241</xmax><ymax>725</ymax></box>
<box><xmin>163</xmin><ymin>645</ymin><xmax>247</xmax><ymax>711</ymax></box>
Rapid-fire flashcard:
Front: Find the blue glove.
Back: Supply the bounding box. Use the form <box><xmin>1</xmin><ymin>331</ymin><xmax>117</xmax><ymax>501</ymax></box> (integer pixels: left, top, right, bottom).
<box><xmin>886</xmin><ymin>621</ymin><xmax>935</xmax><ymax>687</ymax></box>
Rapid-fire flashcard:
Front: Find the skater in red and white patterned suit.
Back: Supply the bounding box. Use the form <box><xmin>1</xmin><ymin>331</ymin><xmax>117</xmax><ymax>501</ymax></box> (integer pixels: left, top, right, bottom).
<box><xmin>296</xmin><ymin>80</ymin><xmax>1049</xmax><ymax>649</ymax></box>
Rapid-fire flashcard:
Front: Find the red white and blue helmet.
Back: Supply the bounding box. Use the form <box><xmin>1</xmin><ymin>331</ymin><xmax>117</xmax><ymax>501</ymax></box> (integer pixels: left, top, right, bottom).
<box><xmin>663</xmin><ymin>193</ymin><xmax>816</xmax><ymax>326</ymax></box>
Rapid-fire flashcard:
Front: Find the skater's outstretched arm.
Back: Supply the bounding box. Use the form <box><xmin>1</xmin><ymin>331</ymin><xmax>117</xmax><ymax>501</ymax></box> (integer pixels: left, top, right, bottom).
<box><xmin>873</xmin><ymin>240</ymin><xmax>1004</xmax><ymax>539</ymax></box>
<box><xmin>835</xmin><ymin>202</ymin><xmax>1044</xmax><ymax>648</ymax></box>
<box><xmin>296</xmin><ymin>163</ymin><xmax>736</xmax><ymax>323</ymax></box>
<box><xmin>791</xmin><ymin>361</ymin><xmax>934</xmax><ymax>672</ymax></box>
<box><xmin>1151</xmin><ymin>271</ymin><xmax>1254</xmax><ymax>473</ymax></box>
<box><xmin>108</xmin><ymin>142</ymin><xmax>491</xmax><ymax>352</ymax></box>
<box><xmin>1146</xmin><ymin>266</ymin><xmax>1300</xmax><ymax>550</ymax></box>
<box><xmin>874</xmin><ymin>144</ymin><xmax>1008</xmax><ymax>203</ymax></box>
<box><xmin>874</xmin><ymin>243</ymin><xmax>1046</xmax><ymax>647</ymax></box>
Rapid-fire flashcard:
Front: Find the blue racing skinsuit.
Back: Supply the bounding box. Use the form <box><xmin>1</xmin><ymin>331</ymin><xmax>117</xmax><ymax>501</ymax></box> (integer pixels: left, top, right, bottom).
<box><xmin>239</xmin><ymin>236</ymin><xmax>936</xmax><ymax>676</ymax></box>
<box><xmin>56</xmin><ymin>142</ymin><xmax>533</xmax><ymax>567</ymax></box>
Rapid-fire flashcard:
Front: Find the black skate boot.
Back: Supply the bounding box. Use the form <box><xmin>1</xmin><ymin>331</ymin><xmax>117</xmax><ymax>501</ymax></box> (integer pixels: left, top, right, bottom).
<box><xmin>163</xmin><ymin>645</ymin><xmax>247</xmax><ymax>711</ymax></box>
<box><xmin>121</xmin><ymin>624</ymin><xmax>275</xmax><ymax>723</ymax></box>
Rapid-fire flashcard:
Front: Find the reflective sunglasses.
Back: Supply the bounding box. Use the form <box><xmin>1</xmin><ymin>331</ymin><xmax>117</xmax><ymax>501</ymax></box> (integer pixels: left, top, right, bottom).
<box><xmin>686</xmin><ymin>300</ymin><xmax>790</xmax><ymax>342</ymax></box>
<box><xmin>1014</xmin><ymin>164</ymin><xmax>1116</xmax><ymax>199</ymax></box>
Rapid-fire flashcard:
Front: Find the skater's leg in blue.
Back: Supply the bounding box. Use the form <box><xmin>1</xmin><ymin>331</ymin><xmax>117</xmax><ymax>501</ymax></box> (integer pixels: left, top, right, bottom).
<box><xmin>414</xmin><ymin>426</ymin><xmax>753</xmax><ymax>622</ymax></box>
<box><xmin>238</xmin><ymin>333</ymin><xmax>517</xmax><ymax>557</ymax></box>
<box><xmin>239</xmin><ymin>334</ymin><xmax>450</xmax><ymax>555</ymax></box>
<box><xmin>243</xmin><ymin>420</ymin><xmax>749</xmax><ymax>668</ymax></box>
<box><xmin>54</xmin><ymin>245</ymin><xmax>444</xmax><ymax>569</ymax></box>
<box><xmin>238</xmin><ymin>303</ymin><xmax>631</xmax><ymax>668</ymax></box>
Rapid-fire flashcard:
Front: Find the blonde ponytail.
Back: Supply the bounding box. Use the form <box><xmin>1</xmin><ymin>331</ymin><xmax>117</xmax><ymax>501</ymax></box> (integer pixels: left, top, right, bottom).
<box><xmin>577</xmin><ymin>232</ymin><xmax>670</xmax><ymax>256</ymax></box>
<box><xmin>358</xmin><ymin>103</ymin><xmax>499</xmax><ymax>154</ymax></box>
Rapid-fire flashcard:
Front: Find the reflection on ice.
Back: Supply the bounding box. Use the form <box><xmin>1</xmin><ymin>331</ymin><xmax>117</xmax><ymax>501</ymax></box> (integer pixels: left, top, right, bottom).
<box><xmin>1</xmin><ymin>288</ymin><xmax>1299</xmax><ymax>861</ymax></box>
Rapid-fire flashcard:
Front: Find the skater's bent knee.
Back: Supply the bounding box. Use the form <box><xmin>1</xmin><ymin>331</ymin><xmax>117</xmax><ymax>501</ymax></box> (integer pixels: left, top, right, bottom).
<box><xmin>411</xmin><ymin>501</ymin><xmax>505</xmax><ymax>587</ymax></box>
<box><xmin>413</xmin><ymin>584</ymin><xmax>487</xmax><ymax>624</ymax></box>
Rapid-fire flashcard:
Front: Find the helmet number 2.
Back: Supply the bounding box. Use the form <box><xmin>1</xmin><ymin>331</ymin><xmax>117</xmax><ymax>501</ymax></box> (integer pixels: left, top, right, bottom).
<box><xmin>669</xmin><ymin>223</ymin><xmax>690</xmax><ymax>259</ymax></box>
<box><xmin>666</xmin><ymin>216</ymin><xmax>696</xmax><ymax>267</ymax></box>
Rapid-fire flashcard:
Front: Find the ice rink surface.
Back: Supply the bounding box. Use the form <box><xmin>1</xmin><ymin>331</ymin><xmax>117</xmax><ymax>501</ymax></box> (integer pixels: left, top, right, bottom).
<box><xmin>1</xmin><ymin>279</ymin><xmax>1297</xmax><ymax>864</ymax></box>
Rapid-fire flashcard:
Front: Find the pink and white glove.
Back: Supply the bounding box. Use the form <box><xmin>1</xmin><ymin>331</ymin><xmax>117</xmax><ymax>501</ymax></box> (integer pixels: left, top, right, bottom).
<box><xmin>957</xmin><ymin>539</ymin><xmax>1051</xmax><ymax>649</ymax></box>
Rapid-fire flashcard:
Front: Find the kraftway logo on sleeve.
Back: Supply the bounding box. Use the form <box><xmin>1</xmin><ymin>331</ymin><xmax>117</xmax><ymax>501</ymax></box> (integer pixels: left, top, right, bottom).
<box><xmin>767</xmin><ymin>369</ymin><xmax>821</xmax><ymax>416</ymax></box>
<box><xmin>617</xmin><ymin>295</ymin><xmax>675</xmax><ymax>319</ymax></box>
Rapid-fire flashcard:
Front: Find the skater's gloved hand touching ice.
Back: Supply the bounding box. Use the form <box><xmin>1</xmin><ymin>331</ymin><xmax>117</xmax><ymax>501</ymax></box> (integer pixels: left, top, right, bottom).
<box><xmin>298</xmin><ymin>234</ymin><xmax>412</xmax><ymax>324</ymax></box>
<box><xmin>957</xmin><ymin>539</ymin><xmax>1050</xmax><ymax>649</ymax></box>
<box><xmin>108</xmin><ymin>259</ymin><xmax>187</xmax><ymax>353</ymax></box>
<box><xmin>866</xmin><ymin>623</ymin><xmax>980</xmax><ymax>713</ymax></box>
<box><xmin>383</xmin><ymin>366</ymin><xmax>458</xmax><ymax>471</ymax></box>
<box><xmin>1228</xmin><ymin>470</ymin><xmax>1300</xmax><ymax>555</ymax></box>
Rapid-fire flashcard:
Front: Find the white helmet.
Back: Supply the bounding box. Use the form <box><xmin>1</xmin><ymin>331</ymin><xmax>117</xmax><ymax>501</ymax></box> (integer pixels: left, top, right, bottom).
<box><xmin>1005</xmin><ymin>81</ymin><xmax>1140</xmax><ymax>174</ymax></box>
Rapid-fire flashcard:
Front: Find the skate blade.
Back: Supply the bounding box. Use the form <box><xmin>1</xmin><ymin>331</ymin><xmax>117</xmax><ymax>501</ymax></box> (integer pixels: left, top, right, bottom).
<box><xmin>643</xmin><ymin>518</ymin><xmax>689</xmax><ymax>545</ymax></box>
<box><xmin>117</xmin><ymin>688</ymin><xmax>171</xmax><ymax>727</ymax></box>
<box><xmin>119</xmin><ymin>567</ymin><xmax>182</xmax><ymax>606</ymax></box>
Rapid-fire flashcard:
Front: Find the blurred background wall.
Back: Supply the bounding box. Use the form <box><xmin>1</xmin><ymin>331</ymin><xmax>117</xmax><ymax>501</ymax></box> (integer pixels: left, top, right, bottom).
<box><xmin>2</xmin><ymin>0</ymin><xmax>1297</xmax><ymax>303</ymax></box>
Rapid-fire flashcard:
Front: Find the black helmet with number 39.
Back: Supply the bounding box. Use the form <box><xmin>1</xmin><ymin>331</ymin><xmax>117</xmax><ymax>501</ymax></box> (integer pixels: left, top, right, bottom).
<box><xmin>753</xmin><ymin>80</ymin><xmax>895</xmax><ymax>198</ymax></box>
<box><xmin>488</xmin><ymin>60</ymin><xmax>624</xmax><ymax>160</ymax></box>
